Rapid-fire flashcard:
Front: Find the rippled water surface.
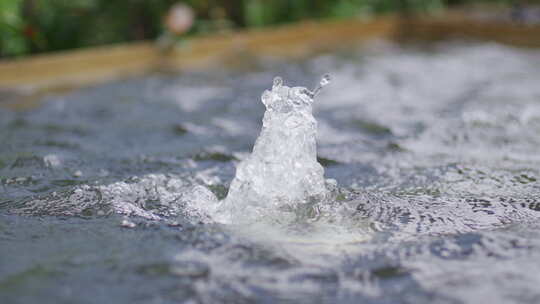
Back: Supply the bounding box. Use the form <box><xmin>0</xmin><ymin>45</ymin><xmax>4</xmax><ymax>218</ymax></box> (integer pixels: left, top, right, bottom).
<box><xmin>1</xmin><ymin>41</ymin><xmax>540</xmax><ymax>304</ymax></box>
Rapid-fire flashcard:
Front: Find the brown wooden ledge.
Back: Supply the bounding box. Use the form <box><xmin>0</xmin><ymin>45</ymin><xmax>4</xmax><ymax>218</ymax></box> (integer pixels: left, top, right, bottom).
<box><xmin>1</xmin><ymin>11</ymin><xmax>540</xmax><ymax>110</ymax></box>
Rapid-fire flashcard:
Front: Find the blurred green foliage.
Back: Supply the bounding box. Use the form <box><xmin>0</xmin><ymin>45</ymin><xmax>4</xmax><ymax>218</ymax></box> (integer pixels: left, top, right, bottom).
<box><xmin>0</xmin><ymin>0</ymin><xmax>521</xmax><ymax>58</ymax></box>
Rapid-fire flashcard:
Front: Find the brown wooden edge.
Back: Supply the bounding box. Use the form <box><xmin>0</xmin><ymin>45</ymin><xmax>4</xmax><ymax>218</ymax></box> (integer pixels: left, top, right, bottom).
<box><xmin>1</xmin><ymin>13</ymin><xmax>540</xmax><ymax>110</ymax></box>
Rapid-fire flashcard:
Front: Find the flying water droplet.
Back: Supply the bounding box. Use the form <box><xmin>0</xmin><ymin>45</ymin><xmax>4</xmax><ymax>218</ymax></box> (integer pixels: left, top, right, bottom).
<box><xmin>320</xmin><ymin>74</ymin><xmax>331</xmax><ymax>87</ymax></box>
<box><xmin>311</xmin><ymin>74</ymin><xmax>332</xmax><ymax>98</ymax></box>
<box><xmin>273</xmin><ymin>77</ymin><xmax>283</xmax><ymax>90</ymax></box>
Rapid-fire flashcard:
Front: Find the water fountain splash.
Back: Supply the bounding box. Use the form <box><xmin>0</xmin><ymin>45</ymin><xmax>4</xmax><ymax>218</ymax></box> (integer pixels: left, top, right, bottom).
<box><xmin>216</xmin><ymin>75</ymin><xmax>333</xmax><ymax>224</ymax></box>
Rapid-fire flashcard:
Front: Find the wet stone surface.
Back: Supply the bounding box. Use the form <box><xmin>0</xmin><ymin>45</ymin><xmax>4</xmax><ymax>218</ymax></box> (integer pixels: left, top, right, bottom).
<box><xmin>1</xmin><ymin>41</ymin><xmax>540</xmax><ymax>304</ymax></box>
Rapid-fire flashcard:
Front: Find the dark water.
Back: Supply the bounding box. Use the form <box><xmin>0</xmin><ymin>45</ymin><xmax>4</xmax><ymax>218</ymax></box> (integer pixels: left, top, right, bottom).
<box><xmin>1</xmin><ymin>41</ymin><xmax>540</xmax><ymax>304</ymax></box>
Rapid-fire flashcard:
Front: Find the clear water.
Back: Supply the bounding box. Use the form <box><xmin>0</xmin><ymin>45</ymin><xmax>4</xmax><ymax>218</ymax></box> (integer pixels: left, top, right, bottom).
<box><xmin>1</xmin><ymin>41</ymin><xmax>540</xmax><ymax>304</ymax></box>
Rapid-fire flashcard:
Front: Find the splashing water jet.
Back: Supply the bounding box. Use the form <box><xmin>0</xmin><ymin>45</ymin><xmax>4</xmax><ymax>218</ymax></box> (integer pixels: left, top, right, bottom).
<box><xmin>215</xmin><ymin>75</ymin><xmax>333</xmax><ymax>224</ymax></box>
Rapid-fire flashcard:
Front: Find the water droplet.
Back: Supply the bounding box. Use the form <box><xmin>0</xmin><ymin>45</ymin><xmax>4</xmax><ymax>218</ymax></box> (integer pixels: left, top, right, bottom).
<box><xmin>121</xmin><ymin>219</ymin><xmax>136</xmax><ymax>228</ymax></box>
<box><xmin>273</xmin><ymin>77</ymin><xmax>283</xmax><ymax>90</ymax></box>
<box><xmin>311</xmin><ymin>74</ymin><xmax>332</xmax><ymax>98</ymax></box>
<box><xmin>320</xmin><ymin>74</ymin><xmax>331</xmax><ymax>87</ymax></box>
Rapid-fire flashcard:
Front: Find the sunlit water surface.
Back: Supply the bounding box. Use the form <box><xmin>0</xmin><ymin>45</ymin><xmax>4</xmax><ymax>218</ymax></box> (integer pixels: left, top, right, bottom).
<box><xmin>1</xmin><ymin>41</ymin><xmax>540</xmax><ymax>304</ymax></box>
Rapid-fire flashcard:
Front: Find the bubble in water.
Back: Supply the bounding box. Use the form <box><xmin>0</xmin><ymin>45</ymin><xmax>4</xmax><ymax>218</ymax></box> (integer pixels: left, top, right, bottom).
<box><xmin>43</xmin><ymin>154</ymin><xmax>61</xmax><ymax>168</ymax></box>
<box><xmin>121</xmin><ymin>218</ymin><xmax>136</xmax><ymax>228</ymax></box>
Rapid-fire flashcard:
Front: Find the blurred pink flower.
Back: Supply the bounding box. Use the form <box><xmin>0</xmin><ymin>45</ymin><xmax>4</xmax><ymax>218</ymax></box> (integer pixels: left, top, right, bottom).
<box><xmin>165</xmin><ymin>3</ymin><xmax>195</xmax><ymax>35</ymax></box>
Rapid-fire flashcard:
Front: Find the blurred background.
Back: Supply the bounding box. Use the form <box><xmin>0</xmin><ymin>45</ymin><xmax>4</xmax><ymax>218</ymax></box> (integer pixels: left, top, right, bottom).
<box><xmin>1</xmin><ymin>0</ymin><xmax>536</xmax><ymax>58</ymax></box>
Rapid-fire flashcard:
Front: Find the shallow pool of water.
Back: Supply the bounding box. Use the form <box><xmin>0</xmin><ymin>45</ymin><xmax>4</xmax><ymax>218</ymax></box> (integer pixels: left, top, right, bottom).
<box><xmin>1</xmin><ymin>41</ymin><xmax>540</xmax><ymax>304</ymax></box>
